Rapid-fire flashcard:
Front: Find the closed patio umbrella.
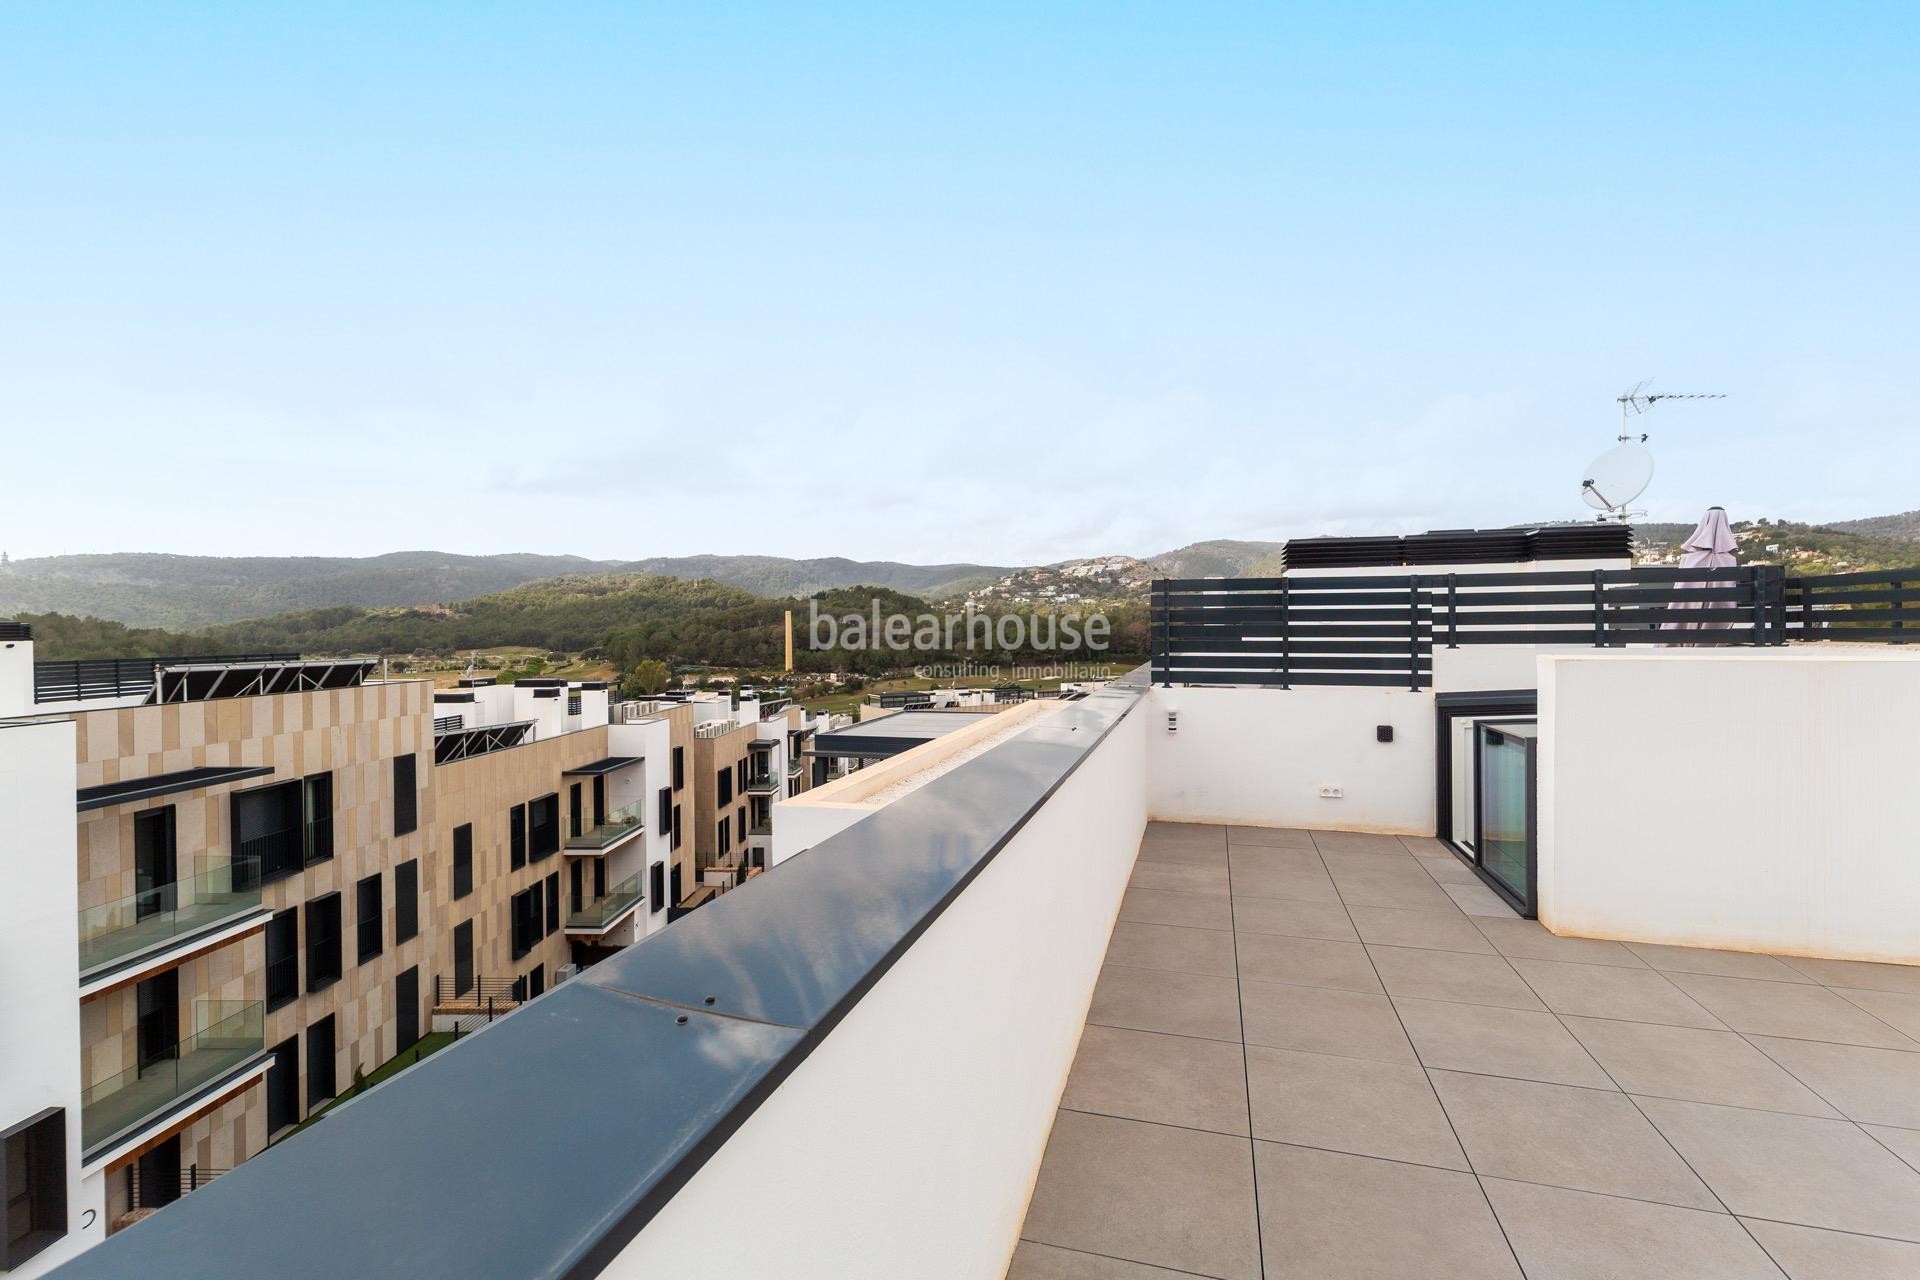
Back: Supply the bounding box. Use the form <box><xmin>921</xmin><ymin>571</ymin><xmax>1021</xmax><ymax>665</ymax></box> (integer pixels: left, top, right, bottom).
<box><xmin>1662</xmin><ymin>506</ymin><xmax>1740</xmax><ymax>634</ymax></box>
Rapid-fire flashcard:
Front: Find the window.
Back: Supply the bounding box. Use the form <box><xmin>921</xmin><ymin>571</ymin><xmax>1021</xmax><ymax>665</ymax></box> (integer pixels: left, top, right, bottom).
<box><xmin>509</xmin><ymin>804</ymin><xmax>527</xmax><ymax>870</ymax></box>
<box><xmin>2</xmin><ymin>1108</ymin><xmax>65</xmax><ymax>1270</ymax></box>
<box><xmin>303</xmin><ymin>772</ymin><xmax>333</xmax><ymax>865</ymax></box>
<box><xmin>657</xmin><ymin>786</ymin><xmax>672</xmax><ymax>831</ymax></box>
<box><xmin>356</xmin><ymin>874</ymin><xmax>383</xmax><ymax>964</ymax></box>
<box><xmin>511</xmin><ymin>886</ymin><xmax>542</xmax><ymax>960</ymax></box>
<box><xmin>736</xmin><ymin>809</ymin><xmax>746</xmax><ymax>843</ymax></box>
<box><xmin>265</xmin><ymin>909</ymin><xmax>299</xmax><ymax>1011</ymax></box>
<box><xmin>395</xmin><ymin>860</ymin><xmax>419</xmax><ymax>943</ymax></box>
<box><xmin>453</xmin><ymin>824</ymin><xmax>474</xmax><ymax>898</ymax></box>
<box><xmin>306</xmin><ymin>1016</ymin><xmax>336</xmax><ymax>1107</ymax></box>
<box><xmin>395</xmin><ymin>968</ymin><xmax>420</xmax><ymax>1054</ymax></box>
<box><xmin>453</xmin><ymin>921</ymin><xmax>473</xmax><ymax>998</ymax></box>
<box><xmin>672</xmin><ymin>746</ymin><xmax>684</xmax><ymax>790</ymax></box>
<box><xmin>528</xmin><ymin>793</ymin><xmax>559</xmax><ymax>861</ymax></box>
<box><xmin>544</xmin><ymin>871</ymin><xmax>559</xmax><ymax>934</ymax></box>
<box><xmin>650</xmin><ymin>862</ymin><xmax>665</xmax><ymax>914</ymax></box>
<box><xmin>231</xmin><ymin>780</ymin><xmax>303</xmax><ymax>888</ymax></box>
<box><xmin>392</xmin><ymin>754</ymin><xmax>418</xmax><ymax>837</ymax></box>
<box><xmin>736</xmin><ymin>760</ymin><xmax>747</xmax><ymax>791</ymax></box>
<box><xmin>305</xmin><ymin>893</ymin><xmax>342</xmax><ymax>992</ymax></box>
<box><xmin>717</xmin><ymin>820</ymin><xmax>731</xmax><ymax>855</ymax></box>
<box><xmin>568</xmin><ymin>783</ymin><xmax>583</xmax><ymax>838</ymax></box>
<box><xmin>716</xmin><ymin>767</ymin><xmax>733</xmax><ymax>805</ymax></box>
<box><xmin>266</xmin><ymin>1037</ymin><xmax>299</xmax><ymax>1133</ymax></box>
<box><xmin>671</xmin><ymin>803</ymin><xmax>682</xmax><ymax>850</ymax></box>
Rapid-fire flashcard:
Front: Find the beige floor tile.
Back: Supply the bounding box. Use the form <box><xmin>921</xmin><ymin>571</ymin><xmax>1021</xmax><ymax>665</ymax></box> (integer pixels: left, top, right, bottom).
<box><xmin>1104</xmin><ymin>921</ymin><xmax>1239</xmax><ymax>978</ymax></box>
<box><xmin>1562</xmin><ymin>1018</ymin><xmax>1839</xmax><ymax>1117</ymax></box>
<box><xmin>1023</xmin><ymin>1109</ymin><xmax>1261</xmax><ymax>1280</ymax></box>
<box><xmin>1006</xmin><ymin>1241</ymin><xmax>1203</xmax><ymax>1279</ymax></box>
<box><xmin>1128</xmin><ymin>862</ymin><xmax>1229</xmax><ymax>897</ymax></box>
<box><xmin>1484</xmin><ymin>1178</ymin><xmax>1783</xmax><ymax>1280</ymax></box>
<box><xmin>1368</xmin><ymin>945</ymin><xmax>1545</xmax><ymax>1011</ymax></box>
<box><xmin>1782</xmin><ymin>956</ymin><xmax>1920</xmax><ymax>995</ymax></box>
<box><xmin>1665</xmin><ymin>973</ymin><xmax>1920</xmax><ymax>1050</ymax></box>
<box><xmin>1638</xmin><ymin>1096</ymin><xmax>1920</xmax><ymax>1241</ymax></box>
<box><xmin>1061</xmin><ymin>1024</ymin><xmax>1250</xmax><ymax>1136</ymax></box>
<box><xmin>1240</xmin><ymin>981</ymin><xmax>1416</xmax><ymax>1065</ymax></box>
<box><xmin>1347</xmin><ymin>905</ymin><xmax>1496</xmax><ymax>954</ymax></box>
<box><xmin>1088</xmin><ymin>965</ymin><xmax>1242</xmax><ymax>1043</ymax></box>
<box><xmin>1235</xmin><ymin>934</ymin><xmax>1381</xmax><ymax>994</ymax></box>
<box><xmin>1510</xmin><ymin>958</ymin><xmax>1724</xmax><ymax>1029</ymax></box>
<box><xmin>1429</xmin><ymin>1070</ymin><xmax>1719</xmax><ymax>1210</ymax></box>
<box><xmin>1397</xmin><ymin>998</ymin><xmax>1614</xmax><ymax>1089</ymax></box>
<box><xmin>1831</xmin><ymin>988</ymin><xmax>1920</xmax><ymax>1042</ymax></box>
<box><xmin>1475</xmin><ymin>918</ymin><xmax>1647</xmax><ymax>968</ymax></box>
<box><xmin>1311</xmin><ymin>830</ymin><xmax>1410</xmax><ymax>856</ymax></box>
<box><xmin>1224</xmin><ymin>825</ymin><xmax>1317</xmax><ymax>850</ymax></box>
<box><xmin>1253</xmin><ymin>1142</ymin><xmax>1521</xmax><ymax>1279</ymax></box>
<box><xmin>1230</xmin><ymin>896</ymin><xmax>1356</xmax><ymax>943</ymax></box>
<box><xmin>1117</xmin><ymin>886</ymin><xmax>1233</xmax><ymax>931</ymax></box>
<box><xmin>1622</xmin><ymin>941</ymin><xmax>1814</xmax><ymax>984</ymax></box>
<box><xmin>1245</xmin><ymin>1046</ymin><xmax>1466</xmax><ymax>1169</ymax></box>
<box><xmin>1749</xmin><ymin>1036</ymin><xmax>1920</xmax><ymax>1129</ymax></box>
<box><xmin>1740</xmin><ymin>1218</ymin><xmax>1920</xmax><ymax>1280</ymax></box>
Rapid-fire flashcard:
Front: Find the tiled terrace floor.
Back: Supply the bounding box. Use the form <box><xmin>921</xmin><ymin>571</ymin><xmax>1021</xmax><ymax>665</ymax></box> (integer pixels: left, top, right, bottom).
<box><xmin>1009</xmin><ymin>822</ymin><xmax>1920</xmax><ymax>1280</ymax></box>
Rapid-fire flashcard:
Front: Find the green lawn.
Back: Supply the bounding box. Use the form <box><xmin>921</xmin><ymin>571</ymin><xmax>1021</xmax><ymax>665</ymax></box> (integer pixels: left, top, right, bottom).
<box><xmin>281</xmin><ymin>1031</ymin><xmax>457</xmax><ymax>1139</ymax></box>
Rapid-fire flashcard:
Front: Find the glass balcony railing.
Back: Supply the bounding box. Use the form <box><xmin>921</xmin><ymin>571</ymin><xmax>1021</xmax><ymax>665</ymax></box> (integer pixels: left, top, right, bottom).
<box><xmin>81</xmin><ymin>1001</ymin><xmax>267</xmax><ymax>1154</ymax></box>
<box><xmin>565</xmin><ymin>872</ymin><xmax>643</xmax><ymax>930</ymax></box>
<box><xmin>78</xmin><ymin>858</ymin><xmax>263</xmax><ymax>977</ymax></box>
<box><xmin>566</xmin><ymin>801</ymin><xmax>645</xmax><ymax>851</ymax></box>
<box><xmin>745</xmin><ymin>774</ymin><xmax>778</xmax><ymax>794</ymax></box>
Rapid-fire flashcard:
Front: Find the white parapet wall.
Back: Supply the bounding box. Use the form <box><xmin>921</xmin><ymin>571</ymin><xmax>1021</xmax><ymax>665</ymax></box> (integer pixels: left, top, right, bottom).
<box><xmin>1144</xmin><ymin>683</ymin><xmax>1436</xmax><ymax>834</ymax></box>
<box><xmin>606</xmin><ymin>696</ymin><xmax>1148</xmax><ymax>1280</ymax></box>
<box><xmin>1538</xmin><ymin>648</ymin><xmax>1920</xmax><ymax>963</ymax></box>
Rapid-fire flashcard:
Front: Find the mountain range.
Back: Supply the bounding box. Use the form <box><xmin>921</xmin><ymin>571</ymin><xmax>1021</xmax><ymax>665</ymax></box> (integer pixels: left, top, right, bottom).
<box><xmin>0</xmin><ymin>542</ymin><xmax>1280</xmax><ymax>630</ymax></box>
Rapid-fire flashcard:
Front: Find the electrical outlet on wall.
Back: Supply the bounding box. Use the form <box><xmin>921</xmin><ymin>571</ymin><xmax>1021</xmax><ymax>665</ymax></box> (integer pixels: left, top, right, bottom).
<box><xmin>1319</xmin><ymin>784</ymin><xmax>1343</xmax><ymax>799</ymax></box>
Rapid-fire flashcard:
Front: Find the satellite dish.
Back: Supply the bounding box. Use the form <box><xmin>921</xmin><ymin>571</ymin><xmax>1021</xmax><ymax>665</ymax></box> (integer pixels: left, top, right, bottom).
<box><xmin>1581</xmin><ymin>442</ymin><xmax>1654</xmax><ymax>513</ymax></box>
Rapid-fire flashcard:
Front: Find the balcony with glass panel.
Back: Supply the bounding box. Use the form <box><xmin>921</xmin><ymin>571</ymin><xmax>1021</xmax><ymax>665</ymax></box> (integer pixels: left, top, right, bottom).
<box><xmin>564</xmin><ymin>801</ymin><xmax>645</xmax><ymax>854</ymax></box>
<box><xmin>81</xmin><ymin>1001</ymin><xmax>271</xmax><ymax>1164</ymax></box>
<box><xmin>563</xmin><ymin>871</ymin><xmax>643</xmax><ymax>935</ymax></box>
<box><xmin>77</xmin><ymin>857</ymin><xmax>271</xmax><ymax>995</ymax></box>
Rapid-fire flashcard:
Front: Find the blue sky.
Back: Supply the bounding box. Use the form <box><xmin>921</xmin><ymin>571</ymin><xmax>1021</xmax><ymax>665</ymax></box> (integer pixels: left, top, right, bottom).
<box><xmin>3</xmin><ymin>3</ymin><xmax>1915</xmax><ymax>564</ymax></box>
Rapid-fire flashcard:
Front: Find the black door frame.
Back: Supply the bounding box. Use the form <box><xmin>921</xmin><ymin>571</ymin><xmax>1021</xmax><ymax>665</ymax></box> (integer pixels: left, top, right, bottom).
<box><xmin>1434</xmin><ymin>689</ymin><xmax>1537</xmax><ymax>918</ymax></box>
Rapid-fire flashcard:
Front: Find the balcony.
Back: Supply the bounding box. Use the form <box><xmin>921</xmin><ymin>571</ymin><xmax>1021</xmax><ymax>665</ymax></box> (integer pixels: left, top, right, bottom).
<box><xmin>77</xmin><ymin>858</ymin><xmax>271</xmax><ymax>994</ymax></box>
<box><xmin>744</xmin><ymin>773</ymin><xmax>777</xmax><ymax>795</ymax></box>
<box><xmin>564</xmin><ymin>871</ymin><xmax>643</xmax><ymax>935</ymax></box>
<box><xmin>565</xmin><ymin>801</ymin><xmax>645</xmax><ymax>853</ymax></box>
<box><xmin>81</xmin><ymin>1002</ymin><xmax>270</xmax><ymax>1164</ymax></box>
<box><xmin>46</xmin><ymin>603</ymin><xmax>1920</xmax><ymax>1280</ymax></box>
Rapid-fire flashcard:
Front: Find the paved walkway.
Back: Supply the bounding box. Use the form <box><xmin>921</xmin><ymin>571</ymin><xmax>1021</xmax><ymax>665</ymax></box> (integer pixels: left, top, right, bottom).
<box><xmin>1008</xmin><ymin>822</ymin><xmax>1920</xmax><ymax>1279</ymax></box>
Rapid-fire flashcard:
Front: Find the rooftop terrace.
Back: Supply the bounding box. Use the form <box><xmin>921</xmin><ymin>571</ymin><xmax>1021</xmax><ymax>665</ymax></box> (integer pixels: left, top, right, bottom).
<box><xmin>1012</xmin><ymin>821</ymin><xmax>1920</xmax><ymax>1278</ymax></box>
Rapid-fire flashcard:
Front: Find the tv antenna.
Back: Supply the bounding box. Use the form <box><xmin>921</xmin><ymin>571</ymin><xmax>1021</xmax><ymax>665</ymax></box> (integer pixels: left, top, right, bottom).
<box><xmin>1614</xmin><ymin>379</ymin><xmax>1725</xmax><ymax>441</ymax></box>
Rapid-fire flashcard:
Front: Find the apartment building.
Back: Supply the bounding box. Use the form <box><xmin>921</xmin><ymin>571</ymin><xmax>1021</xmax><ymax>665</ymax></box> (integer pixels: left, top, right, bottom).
<box><xmin>0</xmin><ymin>634</ymin><xmax>689</xmax><ymax>1274</ymax></box>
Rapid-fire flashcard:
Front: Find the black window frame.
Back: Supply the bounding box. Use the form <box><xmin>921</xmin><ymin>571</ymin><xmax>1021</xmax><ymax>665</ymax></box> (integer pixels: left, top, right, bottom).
<box><xmin>452</xmin><ymin>824</ymin><xmax>474</xmax><ymax>899</ymax></box>
<box><xmin>453</xmin><ymin>920</ymin><xmax>474</xmax><ymax>998</ymax></box>
<box><xmin>672</xmin><ymin>802</ymin><xmax>682</xmax><ymax>850</ymax></box>
<box><xmin>265</xmin><ymin>1037</ymin><xmax>299</xmax><ymax>1134</ymax></box>
<box><xmin>509</xmin><ymin>804</ymin><xmax>527</xmax><ymax>870</ymax></box>
<box><xmin>306</xmin><ymin>1015</ymin><xmax>336</xmax><ymax>1108</ymax></box>
<box><xmin>264</xmin><ymin>908</ymin><xmax>300</xmax><ymax>1011</ymax></box>
<box><xmin>650</xmin><ymin>861</ymin><xmax>666</xmax><ymax>914</ymax></box>
<box><xmin>2</xmin><ymin>1108</ymin><xmax>66</xmax><ymax>1270</ymax></box>
<box><xmin>544</xmin><ymin>870</ymin><xmax>560</xmax><ymax>934</ymax></box>
<box><xmin>527</xmin><ymin>793</ymin><xmax>560</xmax><ymax>861</ymax></box>
<box><xmin>303</xmin><ymin>771</ymin><xmax>334</xmax><ymax>866</ymax></box>
<box><xmin>394</xmin><ymin>859</ymin><xmax>419</xmax><ymax>944</ymax></box>
<box><xmin>716</xmin><ymin>768</ymin><xmax>733</xmax><ymax>806</ymax></box>
<box><xmin>672</xmin><ymin>746</ymin><xmax>684</xmax><ymax>790</ymax></box>
<box><xmin>356</xmin><ymin>873</ymin><xmax>383</xmax><ymax>964</ymax></box>
<box><xmin>657</xmin><ymin>786</ymin><xmax>672</xmax><ymax>831</ymax></box>
<box><xmin>392</xmin><ymin>753</ymin><xmax>418</xmax><ymax>837</ymax></box>
<box><xmin>231</xmin><ymin>779</ymin><xmax>304</xmax><ymax>889</ymax></box>
<box><xmin>510</xmin><ymin>886</ymin><xmax>540</xmax><ymax>961</ymax></box>
<box><xmin>305</xmin><ymin>892</ymin><xmax>343</xmax><ymax>992</ymax></box>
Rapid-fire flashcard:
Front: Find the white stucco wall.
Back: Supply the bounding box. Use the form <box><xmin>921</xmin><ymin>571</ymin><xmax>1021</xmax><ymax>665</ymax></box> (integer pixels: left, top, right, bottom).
<box><xmin>1145</xmin><ymin>684</ymin><xmax>1435</xmax><ymax>834</ymax></box>
<box><xmin>0</xmin><ymin>717</ymin><xmax>104</xmax><ymax>1274</ymax></box>
<box><xmin>605</xmin><ymin>701</ymin><xmax>1149</xmax><ymax>1280</ymax></box>
<box><xmin>1538</xmin><ymin>649</ymin><xmax>1920</xmax><ymax>963</ymax></box>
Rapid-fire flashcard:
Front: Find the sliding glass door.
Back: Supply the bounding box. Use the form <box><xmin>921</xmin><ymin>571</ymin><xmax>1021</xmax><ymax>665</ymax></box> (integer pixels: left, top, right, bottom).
<box><xmin>1474</xmin><ymin>721</ymin><xmax>1539</xmax><ymax>911</ymax></box>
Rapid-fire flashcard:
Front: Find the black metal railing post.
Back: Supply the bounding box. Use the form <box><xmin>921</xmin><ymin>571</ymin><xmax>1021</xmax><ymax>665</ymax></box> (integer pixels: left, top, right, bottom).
<box><xmin>1446</xmin><ymin>573</ymin><xmax>1458</xmax><ymax>649</ymax></box>
<box><xmin>1591</xmin><ymin>570</ymin><xmax>1606</xmax><ymax>647</ymax></box>
<box><xmin>1279</xmin><ymin>578</ymin><xmax>1291</xmax><ymax>690</ymax></box>
<box><xmin>1407</xmin><ymin>576</ymin><xmax>1421</xmax><ymax>691</ymax></box>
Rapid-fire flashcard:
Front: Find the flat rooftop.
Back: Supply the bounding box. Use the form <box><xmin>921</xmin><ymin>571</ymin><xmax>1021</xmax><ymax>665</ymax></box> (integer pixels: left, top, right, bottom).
<box><xmin>1012</xmin><ymin>821</ymin><xmax>1920</xmax><ymax>1278</ymax></box>
<box><xmin>811</xmin><ymin>708</ymin><xmax>1001</xmax><ymax>759</ymax></box>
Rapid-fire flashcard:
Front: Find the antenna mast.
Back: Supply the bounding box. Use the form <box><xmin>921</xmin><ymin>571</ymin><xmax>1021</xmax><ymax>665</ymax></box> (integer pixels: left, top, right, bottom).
<box><xmin>1616</xmin><ymin>379</ymin><xmax>1726</xmax><ymax>441</ymax></box>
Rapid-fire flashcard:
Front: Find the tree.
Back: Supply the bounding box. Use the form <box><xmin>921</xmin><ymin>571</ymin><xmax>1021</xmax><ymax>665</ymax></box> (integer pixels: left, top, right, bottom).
<box><xmin>621</xmin><ymin>659</ymin><xmax>672</xmax><ymax>699</ymax></box>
